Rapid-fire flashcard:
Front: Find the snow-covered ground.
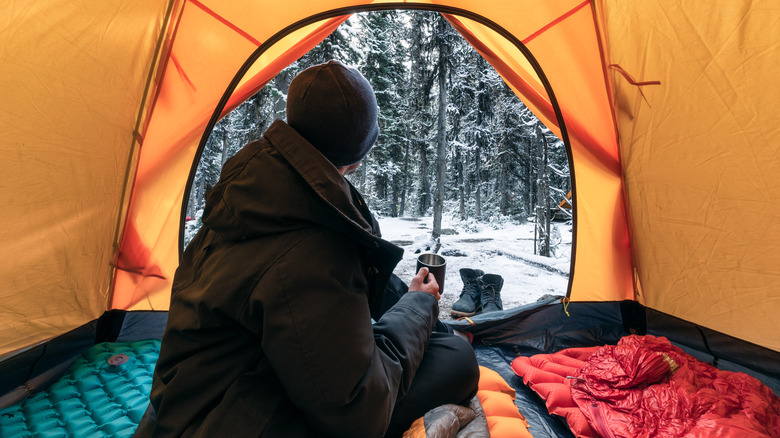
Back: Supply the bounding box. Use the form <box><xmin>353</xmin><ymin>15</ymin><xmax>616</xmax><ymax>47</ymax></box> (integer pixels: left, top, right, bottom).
<box><xmin>378</xmin><ymin>215</ymin><xmax>572</xmax><ymax>320</ymax></box>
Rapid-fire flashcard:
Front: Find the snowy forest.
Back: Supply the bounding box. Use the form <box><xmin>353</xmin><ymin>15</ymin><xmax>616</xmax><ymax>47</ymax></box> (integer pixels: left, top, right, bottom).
<box><xmin>185</xmin><ymin>11</ymin><xmax>571</xmax><ymax>260</ymax></box>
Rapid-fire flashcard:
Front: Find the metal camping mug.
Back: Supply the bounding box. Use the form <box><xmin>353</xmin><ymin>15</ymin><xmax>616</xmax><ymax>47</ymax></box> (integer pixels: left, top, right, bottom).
<box><xmin>416</xmin><ymin>253</ymin><xmax>446</xmax><ymax>294</ymax></box>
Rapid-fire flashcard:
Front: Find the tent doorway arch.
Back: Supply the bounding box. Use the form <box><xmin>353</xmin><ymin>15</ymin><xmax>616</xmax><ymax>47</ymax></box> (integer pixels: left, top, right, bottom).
<box><xmin>110</xmin><ymin>0</ymin><xmax>634</xmax><ymax>315</ymax></box>
<box><xmin>182</xmin><ymin>8</ymin><xmax>576</xmax><ymax>316</ymax></box>
<box><xmin>180</xmin><ymin>3</ymin><xmax>579</xmax><ymax>289</ymax></box>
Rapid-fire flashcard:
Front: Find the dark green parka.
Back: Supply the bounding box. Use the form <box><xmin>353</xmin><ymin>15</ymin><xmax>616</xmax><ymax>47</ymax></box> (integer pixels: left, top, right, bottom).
<box><xmin>149</xmin><ymin>120</ymin><xmax>439</xmax><ymax>437</ymax></box>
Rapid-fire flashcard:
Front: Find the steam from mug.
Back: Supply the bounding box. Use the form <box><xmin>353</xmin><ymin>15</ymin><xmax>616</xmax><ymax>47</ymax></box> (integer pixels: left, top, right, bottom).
<box><xmin>416</xmin><ymin>253</ymin><xmax>446</xmax><ymax>294</ymax></box>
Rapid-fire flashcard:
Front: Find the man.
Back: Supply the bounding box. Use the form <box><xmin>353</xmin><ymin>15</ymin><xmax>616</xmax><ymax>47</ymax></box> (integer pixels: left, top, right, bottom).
<box><xmin>139</xmin><ymin>60</ymin><xmax>478</xmax><ymax>437</ymax></box>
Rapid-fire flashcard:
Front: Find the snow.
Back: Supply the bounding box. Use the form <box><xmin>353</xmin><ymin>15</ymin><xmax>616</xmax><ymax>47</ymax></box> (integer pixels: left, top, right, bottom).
<box><xmin>185</xmin><ymin>210</ymin><xmax>571</xmax><ymax>320</ymax></box>
<box><xmin>378</xmin><ymin>214</ymin><xmax>571</xmax><ymax>320</ymax></box>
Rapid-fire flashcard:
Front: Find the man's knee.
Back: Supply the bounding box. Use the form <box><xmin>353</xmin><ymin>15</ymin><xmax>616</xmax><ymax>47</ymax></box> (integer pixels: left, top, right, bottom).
<box><xmin>427</xmin><ymin>333</ymin><xmax>480</xmax><ymax>401</ymax></box>
<box><xmin>386</xmin><ymin>333</ymin><xmax>480</xmax><ymax>437</ymax></box>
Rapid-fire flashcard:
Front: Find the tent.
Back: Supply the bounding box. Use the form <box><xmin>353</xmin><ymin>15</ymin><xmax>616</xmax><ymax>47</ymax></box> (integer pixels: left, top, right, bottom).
<box><xmin>2</xmin><ymin>0</ymin><xmax>779</xmax><ymax>435</ymax></box>
<box><xmin>552</xmin><ymin>190</ymin><xmax>572</xmax><ymax>221</ymax></box>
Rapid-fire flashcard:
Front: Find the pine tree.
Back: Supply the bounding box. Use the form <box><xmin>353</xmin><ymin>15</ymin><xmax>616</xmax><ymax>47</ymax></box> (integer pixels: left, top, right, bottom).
<box><xmin>357</xmin><ymin>11</ymin><xmax>407</xmax><ymax>216</ymax></box>
<box><xmin>431</xmin><ymin>14</ymin><xmax>457</xmax><ymax>240</ymax></box>
<box><xmin>473</xmin><ymin>56</ymin><xmax>495</xmax><ymax>219</ymax></box>
<box><xmin>448</xmin><ymin>50</ymin><xmax>475</xmax><ymax>220</ymax></box>
<box><xmin>185</xmin><ymin>11</ymin><xmax>573</xmax><ymax>247</ymax></box>
<box><xmin>406</xmin><ymin>12</ymin><xmax>436</xmax><ymax>216</ymax></box>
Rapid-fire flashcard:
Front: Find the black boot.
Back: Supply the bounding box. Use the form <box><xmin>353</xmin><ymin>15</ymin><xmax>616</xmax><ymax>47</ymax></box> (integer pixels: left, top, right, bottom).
<box><xmin>480</xmin><ymin>274</ymin><xmax>504</xmax><ymax>313</ymax></box>
<box><xmin>451</xmin><ymin>268</ymin><xmax>484</xmax><ymax>317</ymax></box>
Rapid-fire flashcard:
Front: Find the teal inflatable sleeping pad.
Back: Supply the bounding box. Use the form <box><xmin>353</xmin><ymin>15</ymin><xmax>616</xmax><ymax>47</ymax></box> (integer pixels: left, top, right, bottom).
<box><xmin>0</xmin><ymin>339</ymin><xmax>160</xmax><ymax>438</ymax></box>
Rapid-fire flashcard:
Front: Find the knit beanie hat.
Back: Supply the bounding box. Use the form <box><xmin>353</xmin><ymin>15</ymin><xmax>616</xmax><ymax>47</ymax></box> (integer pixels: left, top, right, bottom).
<box><xmin>286</xmin><ymin>60</ymin><xmax>379</xmax><ymax>167</ymax></box>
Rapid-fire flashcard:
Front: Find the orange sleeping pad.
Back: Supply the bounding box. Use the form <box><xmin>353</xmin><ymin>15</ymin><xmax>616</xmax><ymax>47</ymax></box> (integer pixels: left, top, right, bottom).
<box><xmin>476</xmin><ymin>366</ymin><xmax>533</xmax><ymax>438</ymax></box>
<box><xmin>404</xmin><ymin>365</ymin><xmax>533</xmax><ymax>437</ymax></box>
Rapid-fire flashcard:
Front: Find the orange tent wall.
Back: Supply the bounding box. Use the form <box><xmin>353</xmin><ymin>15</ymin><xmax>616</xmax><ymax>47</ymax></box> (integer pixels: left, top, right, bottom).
<box><xmin>603</xmin><ymin>1</ymin><xmax>780</xmax><ymax>351</ymax></box>
<box><xmin>5</xmin><ymin>1</ymin><xmax>778</xmax><ymax>357</ymax></box>
<box><xmin>0</xmin><ymin>0</ymin><xmax>174</xmax><ymax>356</ymax></box>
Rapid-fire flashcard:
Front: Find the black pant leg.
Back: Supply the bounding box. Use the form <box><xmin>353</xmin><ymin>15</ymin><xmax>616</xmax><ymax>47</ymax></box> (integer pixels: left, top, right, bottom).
<box><xmin>385</xmin><ymin>332</ymin><xmax>479</xmax><ymax>438</ymax></box>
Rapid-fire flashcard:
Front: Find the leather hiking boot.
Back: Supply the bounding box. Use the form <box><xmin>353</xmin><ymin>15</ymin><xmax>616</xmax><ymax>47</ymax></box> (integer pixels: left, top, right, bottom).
<box><xmin>451</xmin><ymin>268</ymin><xmax>484</xmax><ymax>318</ymax></box>
<box><xmin>480</xmin><ymin>274</ymin><xmax>504</xmax><ymax>313</ymax></box>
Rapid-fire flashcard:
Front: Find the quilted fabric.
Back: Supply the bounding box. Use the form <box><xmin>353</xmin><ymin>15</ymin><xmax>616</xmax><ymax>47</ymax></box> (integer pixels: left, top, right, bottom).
<box><xmin>511</xmin><ymin>348</ymin><xmax>598</xmax><ymax>438</ymax></box>
<box><xmin>476</xmin><ymin>366</ymin><xmax>533</xmax><ymax>438</ymax></box>
<box><xmin>0</xmin><ymin>339</ymin><xmax>160</xmax><ymax>438</ymax></box>
<box><xmin>512</xmin><ymin>336</ymin><xmax>780</xmax><ymax>438</ymax></box>
<box><xmin>570</xmin><ymin>335</ymin><xmax>780</xmax><ymax>438</ymax></box>
<box><xmin>402</xmin><ymin>366</ymin><xmax>533</xmax><ymax>438</ymax></box>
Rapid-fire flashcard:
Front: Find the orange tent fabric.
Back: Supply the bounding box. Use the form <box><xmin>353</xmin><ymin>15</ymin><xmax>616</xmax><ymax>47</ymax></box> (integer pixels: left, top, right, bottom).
<box><xmin>403</xmin><ymin>366</ymin><xmax>532</xmax><ymax>437</ymax></box>
<box><xmin>2</xmin><ymin>0</ymin><xmax>779</xmax><ymax>358</ymax></box>
<box><xmin>111</xmin><ymin>0</ymin><xmax>635</xmax><ymax>315</ymax></box>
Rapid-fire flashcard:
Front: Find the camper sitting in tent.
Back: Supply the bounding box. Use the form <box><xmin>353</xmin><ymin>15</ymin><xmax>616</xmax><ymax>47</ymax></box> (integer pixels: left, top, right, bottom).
<box><xmin>137</xmin><ymin>60</ymin><xmax>479</xmax><ymax>438</ymax></box>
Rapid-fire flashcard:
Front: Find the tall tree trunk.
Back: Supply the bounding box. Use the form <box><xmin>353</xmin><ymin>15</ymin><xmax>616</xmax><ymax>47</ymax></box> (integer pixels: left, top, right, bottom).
<box><xmin>419</xmin><ymin>140</ymin><xmax>429</xmax><ymax>216</ymax></box>
<box><xmin>391</xmin><ymin>174</ymin><xmax>398</xmax><ymax>217</ymax></box>
<box><xmin>456</xmin><ymin>147</ymin><xmax>465</xmax><ymax>220</ymax></box>
<box><xmin>432</xmin><ymin>44</ymin><xmax>447</xmax><ymax>240</ymax></box>
<box><xmin>400</xmin><ymin>139</ymin><xmax>409</xmax><ymax>216</ymax></box>
<box><xmin>542</xmin><ymin>131</ymin><xmax>551</xmax><ymax>256</ymax></box>
<box><xmin>359</xmin><ymin>155</ymin><xmax>368</xmax><ymax>192</ymax></box>
<box><xmin>474</xmin><ymin>148</ymin><xmax>482</xmax><ymax>219</ymax></box>
<box><xmin>499</xmin><ymin>135</ymin><xmax>509</xmax><ymax>216</ymax></box>
<box><xmin>187</xmin><ymin>176</ymin><xmax>198</xmax><ymax>218</ymax></box>
<box><xmin>273</xmin><ymin>71</ymin><xmax>294</xmax><ymax>115</ymax></box>
<box><xmin>376</xmin><ymin>174</ymin><xmax>386</xmax><ymax>200</ymax></box>
<box><xmin>221</xmin><ymin>128</ymin><xmax>230</xmax><ymax>167</ymax></box>
<box><xmin>194</xmin><ymin>174</ymin><xmax>205</xmax><ymax>214</ymax></box>
<box><xmin>251</xmin><ymin>93</ymin><xmax>265</xmax><ymax>141</ymax></box>
<box><xmin>535</xmin><ymin>125</ymin><xmax>551</xmax><ymax>257</ymax></box>
<box><xmin>526</xmin><ymin>137</ymin><xmax>533</xmax><ymax>215</ymax></box>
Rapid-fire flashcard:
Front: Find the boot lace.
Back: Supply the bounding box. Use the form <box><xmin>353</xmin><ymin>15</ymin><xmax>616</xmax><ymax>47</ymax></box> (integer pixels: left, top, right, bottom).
<box><xmin>482</xmin><ymin>284</ymin><xmax>501</xmax><ymax>305</ymax></box>
<box><xmin>461</xmin><ymin>282</ymin><xmax>480</xmax><ymax>298</ymax></box>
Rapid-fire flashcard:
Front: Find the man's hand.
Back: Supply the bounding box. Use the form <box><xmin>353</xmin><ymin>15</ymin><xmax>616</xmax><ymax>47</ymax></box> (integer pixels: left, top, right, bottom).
<box><xmin>409</xmin><ymin>267</ymin><xmax>440</xmax><ymax>300</ymax></box>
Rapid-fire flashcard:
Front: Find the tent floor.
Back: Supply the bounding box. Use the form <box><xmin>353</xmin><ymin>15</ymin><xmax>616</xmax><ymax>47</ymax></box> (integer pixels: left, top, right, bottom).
<box><xmin>0</xmin><ymin>339</ymin><xmax>571</xmax><ymax>438</ymax></box>
<box><xmin>3</xmin><ymin>302</ymin><xmax>779</xmax><ymax>437</ymax></box>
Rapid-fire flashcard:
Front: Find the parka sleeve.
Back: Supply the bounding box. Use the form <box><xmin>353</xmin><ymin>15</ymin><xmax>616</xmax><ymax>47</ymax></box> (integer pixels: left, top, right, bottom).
<box><xmin>250</xmin><ymin>229</ymin><xmax>438</xmax><ymax>437</ymax></box>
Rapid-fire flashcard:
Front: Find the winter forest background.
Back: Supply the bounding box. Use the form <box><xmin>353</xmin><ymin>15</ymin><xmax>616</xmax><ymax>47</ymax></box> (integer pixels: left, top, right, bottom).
<box><xmin>184</xmin><ymin>11</ymin><xmax>573</xmax><ymax>315</ymax></box>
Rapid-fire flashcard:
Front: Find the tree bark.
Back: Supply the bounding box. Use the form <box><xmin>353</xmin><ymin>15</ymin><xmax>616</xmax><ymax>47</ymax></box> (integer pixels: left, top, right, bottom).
<box><xmin>456</xmin><ymin>147</ymin><xmax>465</xmax><ymax>220</ymax></box>
<box><xmin>419</xmin><ymin>139</ymin><xmax>429</xmax><ymax>216</ymax></box>
<box><xmin>220</xmin><ymin>128</ymin><xmax>230</xmax><ymax>167</ymax></box>
<box><xmin>499</xmin><ymin>135</ymin><xmax>509</xmax><ymax>216</ymax></box>
<box><xmin>391</xmin><ymin>173</ymin><xmax>398</xmax><ymax>217</ymax></box>
<box><xmin>187</xmin><ymin>175</ymin><xmax>198</xmax><ymax>218</ymax></box>
<box><xmin>526</xmin><ymin>137</ymin><xmax>534</xmax><ymax>215</ymax></box>
<box><xmin>432</xmin><ymin>38</ymin><xmax>447</xmax><ymax>240</ymax></box>
<box><xmin>474</xmin><ymin>148</ymin><xmax>482</xmax><ymax>219</ymax></box>
<box><xmin>535</xmin><ymin>125</ymin><xmax>551</xmax><ymax>257</ymax></box>
<box><xmin>400</xmin><ymin>139</ymin><xmax>409</xmax><ymax>216</ymax></box>
<box><xmin>359</xmin><ymin>154</ymin><xmax>368</xmax><ymax>192</ymax></box>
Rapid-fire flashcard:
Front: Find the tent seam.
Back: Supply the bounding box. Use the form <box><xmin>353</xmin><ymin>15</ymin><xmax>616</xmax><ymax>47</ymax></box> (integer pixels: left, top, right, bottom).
<box><xmin>108</xmin><ymin>0</ymin><xmax>187</xmax><ymax>310</ymax></box>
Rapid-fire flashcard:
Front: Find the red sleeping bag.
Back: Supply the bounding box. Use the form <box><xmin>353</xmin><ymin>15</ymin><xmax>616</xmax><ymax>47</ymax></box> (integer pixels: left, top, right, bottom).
<box><xmin>511</xmin><ymin>335</ymin><xmax>780</xmax><ymax>438</ymax></box>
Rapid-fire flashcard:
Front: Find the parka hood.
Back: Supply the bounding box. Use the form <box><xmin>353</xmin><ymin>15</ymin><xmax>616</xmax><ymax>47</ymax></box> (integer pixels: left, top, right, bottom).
<box><xmin>202</xmin><ymin>120</ymin><xmax>380</xmax><ymax>245</ymax></box>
